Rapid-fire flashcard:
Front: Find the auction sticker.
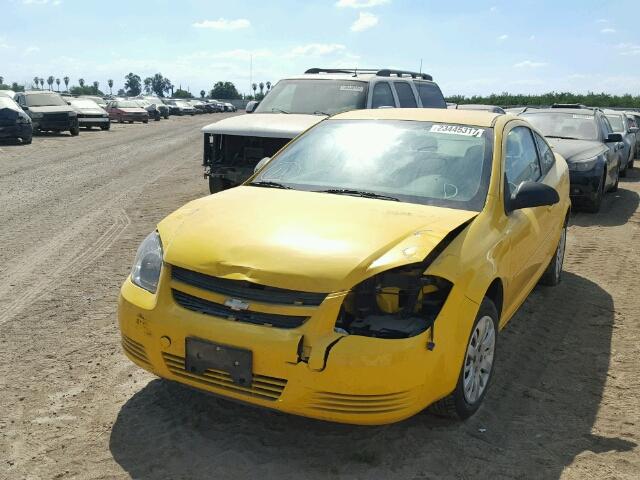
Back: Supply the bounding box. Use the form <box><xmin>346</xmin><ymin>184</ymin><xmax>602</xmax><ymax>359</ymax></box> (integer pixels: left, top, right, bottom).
<box><xmin>339</xmin><ymin>85</ymin><xmax>364</xmax><ymax>92</ymax></box>
<box><xmin>430</xmin><ymin>124</ymin><xmax>485</xmax><ymax>137</ymax></box>
<box><xmin>572</xmin><ymin>114</ymin><xmax>593</xmax><ymax>119</ymax></box>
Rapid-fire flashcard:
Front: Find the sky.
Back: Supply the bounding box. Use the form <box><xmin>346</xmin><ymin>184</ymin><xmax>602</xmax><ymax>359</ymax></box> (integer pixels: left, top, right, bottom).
<box><xmin>1</xmin><ymin>0</ymin><xmax>639</xmax><ymax>97</ymax></box>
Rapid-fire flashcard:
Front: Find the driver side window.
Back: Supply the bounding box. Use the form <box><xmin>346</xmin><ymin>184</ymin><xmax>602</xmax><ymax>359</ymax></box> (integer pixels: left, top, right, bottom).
<box><xmin>505</xmin><ymin>126</ymin><xmax>541</xmax><ymax>196</ymax></box>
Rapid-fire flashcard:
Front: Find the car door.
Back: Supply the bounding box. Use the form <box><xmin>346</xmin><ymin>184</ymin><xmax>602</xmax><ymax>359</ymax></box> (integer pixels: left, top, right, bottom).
<box><xmin>599</xmin><ymin>115</ymin><xmax>620</xmax><ymax>188</ymax></box>
<box><xmin>501</xmin><ymin>123</ymin><xmax>548</xmax><ymax>316</ymax></box>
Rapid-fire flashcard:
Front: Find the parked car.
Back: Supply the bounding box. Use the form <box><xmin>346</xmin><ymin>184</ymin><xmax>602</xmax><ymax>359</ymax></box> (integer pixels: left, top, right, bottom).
<box><xmin>456</xmin><ymin>104</ymin><xmax>506</xmax><ymax>114</ymax></box>
<box><xmin>223</xmin><ymin>102</ymin><xmax>237</xmax><ymax>112</ymax></box>
<box><xmin>119</xmin><ymin>108</ymin><xmax>570</xmax><ymax>425</ymax></box>
<box><xmin>208</xmin><ymin>100</ymin><xmax>225</xmax><ymax>112</ymax></box>
<box><xmin>603</xmin><ymin>110</ymin><xmax>636</xmax><ymax>176</ymax></box>
<box><xmin>67</xmin><ymin>97</ymin><xmax>110</xmax><ymax>130</ymax></box>
<box><xmin>520</xmin><ymin>105</ymin><xmax>623</xmax><ymax>212</ymax></box>
<box><xmin>0</xmin><ymin>96</ymin><xmax>33</xmax><ymax>144</ymax></box>
<box><xmin>106</xmin><ymin>100</ymin><xmax>149</xmax><ymax>123</ymax></box>
<box><xmin>15</xmin><ymin>90</ymin><xmax>79</xmax><ymax>136</ymax></box>
<box><xmin>134</xmin><ymin>99</ymin><xmax>162</xmax><ymax>121</ymax></box>
<box><xmin>79</xmin><ymin>95</ymin><xmax>107</xmax><ymax>109</ymax></box>
<box><xmin>625</xmin><ymin>111</ymin><xmax>640</xmax><ymax>165</ymax></box>
<box><xmin>140</xmin><ymin>97</ymin><xmax>170</xmax><ymax>119</ymax></box>
<box><xmin>188</xmin><ymin>99</ymin><xmax>208</xmax><ymax>114</ymax></box>
<box><xmin>202</xmin><ymin>68</ymin><xmax>447</xmax><ymax>192</ymax></box>
<box><xmin>164</xmin><ymin>99</ymin><xmax>196</xmax><ymax>116</ymax></box>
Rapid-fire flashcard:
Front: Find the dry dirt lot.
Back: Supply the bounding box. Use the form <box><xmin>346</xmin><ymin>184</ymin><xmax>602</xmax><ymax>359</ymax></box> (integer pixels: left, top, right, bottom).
<box><xmin>0</xmin><ymin>114</ymin><xmax>639</xmax><ymax>480</ymax></box>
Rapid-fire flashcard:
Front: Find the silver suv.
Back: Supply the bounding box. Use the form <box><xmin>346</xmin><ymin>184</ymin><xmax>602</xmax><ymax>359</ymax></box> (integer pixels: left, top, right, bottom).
<box><xmin>202</xmin><ymin>68</ymin><xmax>446</xmax><ymax>192</ymax></box>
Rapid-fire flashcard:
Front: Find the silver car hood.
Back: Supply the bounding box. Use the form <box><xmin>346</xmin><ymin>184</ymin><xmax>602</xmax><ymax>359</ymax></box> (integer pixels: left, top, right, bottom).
<box><xmin>28</xmin><ymin>105</ymin><xmax>75</xmax><ymax>114</ymax></box>
<box><xmin>201</xmin><ymin>113</ymin><xmax>325</xmax><ymax>138</ymax></box>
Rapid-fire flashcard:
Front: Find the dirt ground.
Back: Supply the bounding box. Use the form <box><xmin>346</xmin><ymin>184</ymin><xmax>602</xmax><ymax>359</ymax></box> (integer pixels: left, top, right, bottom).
<box><xmin>0</xmin><ymin>114</ymin><xmax>638</xmax><ymax>480</ymax></box>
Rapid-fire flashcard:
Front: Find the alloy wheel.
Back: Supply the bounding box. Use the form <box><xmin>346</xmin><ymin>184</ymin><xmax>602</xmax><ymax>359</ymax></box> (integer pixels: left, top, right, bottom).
<box><xmin>463</xmin><ymin>316</ymin><xmax>496</xmax><ymax>404</ymax></box>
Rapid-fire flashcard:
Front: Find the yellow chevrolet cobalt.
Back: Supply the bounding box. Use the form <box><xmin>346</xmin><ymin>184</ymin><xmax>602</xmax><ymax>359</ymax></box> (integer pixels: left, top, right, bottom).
<box><xmin>119</xmin><ymin>108</ymin><xmax>570</xmax><ymax>425</ymax></box>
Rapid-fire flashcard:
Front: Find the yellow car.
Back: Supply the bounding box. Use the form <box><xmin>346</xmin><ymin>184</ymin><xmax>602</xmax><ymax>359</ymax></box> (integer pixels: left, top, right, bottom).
<box><xmin>119</xmin><ymin>108</ymin><xmax>570</xmax><ymax>425</ymax></box>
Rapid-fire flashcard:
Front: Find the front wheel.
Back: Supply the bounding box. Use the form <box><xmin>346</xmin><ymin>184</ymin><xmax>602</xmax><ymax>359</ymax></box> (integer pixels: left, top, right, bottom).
<box><xmin>583</xmin><ymin>174</ymin><xmax>605</xmax><ymax>213</ymax></box>
<box><xmin>429</xmin><ymin>298</ymin><xmax>498</xmax><ymax>419</ymax></box>
<box><xmin>540</xmin><ymin>222</ymin><xmax>567</xmax><ymax>286</ymax></box>
<box><xmin>610</xmin><ymin>164</ymin><xmax>620</xmax><ymax>192</ymax></box>
<box><xmin>100</xmin><ymin>123</ymin><xmax>110</xmax><ymax>131</ymax></box>
<box><xmin>70</xmin><ymin>124</ymin><xmax>80</xmax><ymax>136</ymax></box>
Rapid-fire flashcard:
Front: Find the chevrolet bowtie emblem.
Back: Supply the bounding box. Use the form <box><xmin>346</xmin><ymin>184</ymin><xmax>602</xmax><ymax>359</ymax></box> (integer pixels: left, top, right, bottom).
<box><xmin>224</xmin><ymin>298</ymin><xmax>250</xmax><ymax>311</ymax></box>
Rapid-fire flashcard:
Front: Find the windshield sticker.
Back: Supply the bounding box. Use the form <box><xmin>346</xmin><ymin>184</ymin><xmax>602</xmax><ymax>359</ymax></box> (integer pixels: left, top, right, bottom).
<box><xmin>430</xmin><ymin>124</ymin><xmax>485</xmax><ymax>137</ymax></box>
<box><xmin>339</xmin><ymin>85</ymin><xmax>364</xmax><ymax>92</ymax></box>
<box><xmin>572</xmin><ymin>114</ymin><xmax>593</xmax><ymax>119</ymax></box>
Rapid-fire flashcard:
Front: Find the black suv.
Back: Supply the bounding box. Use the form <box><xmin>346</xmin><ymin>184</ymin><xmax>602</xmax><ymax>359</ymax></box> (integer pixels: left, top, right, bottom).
<box><xmin>15</xmin><ymin>91</ymin><xmax>80</xmax><ymax>136</ymax></box>
<box><xmin>520</xmin><ymin>104</ymin><xmax>623</xmax><ymax>212</ymax></box>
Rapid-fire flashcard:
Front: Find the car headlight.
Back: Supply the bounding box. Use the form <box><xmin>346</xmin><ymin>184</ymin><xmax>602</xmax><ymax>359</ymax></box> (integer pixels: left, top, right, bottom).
<box><xmin>568</xmin><ymin>157</ymin><xmax>598</xmax><ymax>171</ymax></box>
<box><xmin>17</xmin><ymin>115</ymin><xmax>31</xmax><ymax>124</ymax></box>
<box><xmin>30</xmin><ymin>112</ymin><xmax>43</xmax><ymax>119</ymax></box>
<box><xmin>130</xmin><ymin>231</ymin><xmax>163</xmax><ymax>293</ymax></box>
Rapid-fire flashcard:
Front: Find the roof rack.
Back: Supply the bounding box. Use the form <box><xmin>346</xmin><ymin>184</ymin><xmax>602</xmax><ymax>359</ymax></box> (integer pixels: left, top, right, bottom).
<box><xmin>550</xmin><ymin>103</ymin><xmax>591</xmax><ymax>109</ymax></box>
<box><xmin>304</xmin><ymin>68</ymin><xmax>433</xmax><ymax>81</ymax></box>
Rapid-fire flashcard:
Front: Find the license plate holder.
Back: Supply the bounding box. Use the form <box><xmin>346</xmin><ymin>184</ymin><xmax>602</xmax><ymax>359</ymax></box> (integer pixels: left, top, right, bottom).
<box><xmin>185</xmin><ymin>337</ymin><xmax>253</xmax><ymax>386</ymax></box>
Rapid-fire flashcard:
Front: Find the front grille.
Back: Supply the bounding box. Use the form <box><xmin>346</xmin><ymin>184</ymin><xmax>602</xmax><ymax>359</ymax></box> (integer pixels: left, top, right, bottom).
<box><xmin>308</xmin><ymin>390</ymin><xmax>414</xmax><ymax>415</ymax></box>
<box><xmin>43</xmin><ymin>113</ymin><xmax>69</xmax><ymax>122</ymax></box>
<box><xmin>122</xmin><ymin>335</ymin><xmax>151</xmax><ymax>366</ymax></box>
<box><xmin>162</xmin><ymin>352</ymin><xmax>286</xmax><ymax>401</ymax></box>
<box><xmin>79</xmin><ymin>114</ymin><xmax>104</xmax><ymax>119</ymax></box>
<box><xmin>172</xmin><ymin>289</ymin><xmax>308</xmax><ymax>329</ymax></box>
<box><xmin>172</xmin><ymin>266</ymin><xmax>327</xmax><ymax>306</ymax></box>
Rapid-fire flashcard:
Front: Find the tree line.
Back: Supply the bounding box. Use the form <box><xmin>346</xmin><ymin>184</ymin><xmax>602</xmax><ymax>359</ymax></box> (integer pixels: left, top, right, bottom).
<box><xmin>447</xmin><ymin>91</ymin><xmax>640</xmax><ymax>108</ymax></box>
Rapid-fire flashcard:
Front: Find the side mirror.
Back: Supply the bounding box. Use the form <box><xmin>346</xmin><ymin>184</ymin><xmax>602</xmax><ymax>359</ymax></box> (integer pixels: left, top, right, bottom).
<box><xmin>605</xmin><ymin>133</ymin><xmax>623</xmax><ymax>143</ymax></box>
<box><xmin>508</xmin><ymin>181</ymin><xmax>559</xmax><ymax>212</ymax></box>
<box><xmin>629</xmin><ymin>127</ymin><xmax>639</xmax><ymax>134</ymax></box>
<box><xmin>245</xmin><ymin>100</ymin><xmax>259</xmax><ymax>113</ymax></box>
<box><xmin>254</xmin><ymin>156</ymin><xmax>270</xmax><ymax>173</ymax></box>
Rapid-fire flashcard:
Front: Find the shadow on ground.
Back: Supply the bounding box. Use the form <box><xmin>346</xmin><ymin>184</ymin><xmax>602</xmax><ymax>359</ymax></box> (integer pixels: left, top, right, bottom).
<box><xmin>571</xmin><ymin>186</ymin><xmax>639</xmax><ymax>227</ymax></box>
<box><xmin>110</xmin><ymin>273</ymin><xmax>634</xmax><ymax>480</ymax></box>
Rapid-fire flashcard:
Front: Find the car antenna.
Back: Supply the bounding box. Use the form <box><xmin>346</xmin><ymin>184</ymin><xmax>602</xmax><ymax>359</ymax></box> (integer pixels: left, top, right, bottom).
<box><xmin>353</xmin><ymin>67</ymin><xmax>358</xmax><ymax>77</ymax></box>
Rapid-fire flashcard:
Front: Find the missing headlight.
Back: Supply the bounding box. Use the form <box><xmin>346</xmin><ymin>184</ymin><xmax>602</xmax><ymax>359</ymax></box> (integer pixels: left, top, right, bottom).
<box><xmin>336</xmin><ymin>265</ymin><xmax>453</xmax><ymax>342</ymax></box>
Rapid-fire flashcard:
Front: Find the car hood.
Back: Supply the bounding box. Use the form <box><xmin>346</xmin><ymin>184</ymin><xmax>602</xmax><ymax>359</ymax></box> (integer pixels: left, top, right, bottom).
<box><xmin>75</xmin><ymin>107</ymin><xmax>105</xmax><ymax>115</ymax></box>
<box><xmin>119</xmin><ymin>108</ymin><xmax>147</xmax><ymax>113</ymax></box>
<box><xmin>158</xmin><ymin>187</ymin><xmax>477</xmax><ymax>293</ymax></box>
<box><xmin>28</xmin><ymin>105</ymin><xmax>75</xmax><ymax>114</ymax></box>
<box><xmin>201</xmin><ymin>113</ymin><xmax>325</xmax><ymax>138</ymax></box>
<box><xmin>547</xmin><ymin>138</ymin><xmax>607</xmax><ymax>162</ymax></box>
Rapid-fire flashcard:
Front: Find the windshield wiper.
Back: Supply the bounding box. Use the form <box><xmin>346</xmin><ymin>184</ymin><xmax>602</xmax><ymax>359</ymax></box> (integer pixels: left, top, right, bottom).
<box><xmin>316</xmin><ymin>189</ymin><xmax>399</xmax><ymax>201</ymax></box>
<box><xmin>248</xmin><ymin>181</ymin><xmax>292</xmax><ymax>189</ymax></box>
<box><xmin>313</xmin><ymin>111</ymin><xmax>330</xmax><ymax>116</ymax></box>
<box><xmin>271</xmin><ymin>108</ymin><xmax>290</xmax><ymax>114</ymax></box>
<box><xmin>545</xmin><ymin>135</ymin><xmax>581</xmax><ymax>140</ymax></box>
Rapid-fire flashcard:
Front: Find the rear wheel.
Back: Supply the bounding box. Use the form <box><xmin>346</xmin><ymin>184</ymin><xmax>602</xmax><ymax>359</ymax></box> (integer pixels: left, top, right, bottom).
<box><xmin>429</xmin><ymin>298</ymin><xmax>498</xmax><ymax>419</ymax></box>
<box><xmin>540</xmin><ymin>222</ymin><xmax>567</xmax><ymax>286</ymax></box>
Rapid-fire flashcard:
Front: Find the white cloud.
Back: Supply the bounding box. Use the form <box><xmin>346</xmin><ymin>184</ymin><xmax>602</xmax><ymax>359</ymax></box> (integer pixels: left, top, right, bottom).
<box><xmin>192</xmin><ymin>18</ymin><xmax>250</xmax><ymax>30</ymax></box>
<box><xmin>489</xmin><ymin>6</ymin><xmax>498</xmax><ymax>12</ymax></box>
<box><xmin>497</xmin><ymin>34</ymin><xmax>508</xmax><ymax>41</ymax></box>
<box><xmin>595</xmin><ymin>18</ymin><xmax>609</xmax><ymax>24</ymax></box>
<box><xmin>24</xmin><ymin>46</ymin><xmax>40</xmax><ymax>55</ymax></box>
<box><xmin>351</xmin><ymin>12</ymin><xmax>379</xmax><ymax>32</ymax></box>
<box><xmin>529</xmin><ymin>35</ymin><xmax>536</xmax><ymax>40</ymax></box>
<box><xmin>21</xmin><ymin>0</ymin><xmax>61</xmax><ymax>4</ymax></box>
<box><xmin>616</xmin><ymin>43</ymin><xmax>640</xmax><ymax>56</ymax></box>
<box><xmin>514</xmin><ymin>60</ymin><xmax>548</xmax><ymax>68</ymax></box>
<box><xmin>290</xmin><ymin>44</ymin><xmax>346</xmax><ymax>56</ymax></box>
<box><xmin>600</xmin><ymin>28</ymin><xmax>616</xmax><ymax>34</ymax></box>
<box><xmin>188</xmin><ymin>49</ymin><xmax>273</xmax><ymax>61</ymax></box>
<box><xmin>336</xmin><ymin>0</ymin><xmax>389</xmax><ymax>8</ymax></box>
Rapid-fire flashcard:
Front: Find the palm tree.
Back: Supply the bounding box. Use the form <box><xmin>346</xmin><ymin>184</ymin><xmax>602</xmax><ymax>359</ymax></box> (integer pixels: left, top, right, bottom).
<box><xmin>39</xmin><ymin>78</ymin><xmax>45</xmax><ymax>89</ymax></box>
<box><xmin>63</xmin><ymin>76</ymin><xmax>70</xmax><ymax>91</ymax></box>
<box><xmin>108</xmin><ymin>79</ymin><xmax>113</xmax><ymax>95</ymax></box>
<box><xmin>259</xmin><ymin>82</ymin><xmax>264</xmax><ymax>97</ymax></box>
<box><xmin>33</xmin><ymin>76</ymin><xmax>39</xmax><ymax>89</ymax></box>
<box><xmin>78</xmin><ymin>78</ymin><xmax>85</xmax><ymax>88</ymax></box>
<box><xmin>47</xmin><ymin>76</ymin><xmax>54</xmax><ymax>91</ymax></box>
<box><xmin>93</xmin><ymin>81</ymin><xmax>99</xmax><ymax>90</ymax></box>
<box><xmin>200</xmin><ymin>90</ymin><xmax>206</xmax><ymax>98</ymax></box>
<box><xmin>55</xmin><ymin>78</ymin><xmax>60</xmax><ymax>91</ymax></box>
<box><xmin>266</xmin><ymin>81</ymin><xmax>271</xmax><ymax>92</ymax></box>
<box><xmin>0</xmin><ymin>76</ymin><xmax>4</xmax><ymax>86</ymax></box>
<box><xmin>251</xmin><ymin>82</ymin><xmax>257</xmax><ymax>98</ymax></box>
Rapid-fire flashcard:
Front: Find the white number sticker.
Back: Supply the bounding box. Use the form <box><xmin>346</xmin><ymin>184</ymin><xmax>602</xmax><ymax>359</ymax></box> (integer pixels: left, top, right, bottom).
<box><xmin>339</xmin><ymin>85</ymin><xmax>364</xmax><ymax>92</ymax></box>
<box><xmin>430</xmin><ymin>124</ymin><xmax>485</xmax><ymax>137</ymax></box>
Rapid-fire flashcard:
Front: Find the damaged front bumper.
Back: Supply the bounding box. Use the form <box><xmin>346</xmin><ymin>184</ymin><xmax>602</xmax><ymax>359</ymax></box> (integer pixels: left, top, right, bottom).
<box><xmin>118</xmin><ymin>265</ymin><xmax>480</xmax><ymax>425</ymax></box>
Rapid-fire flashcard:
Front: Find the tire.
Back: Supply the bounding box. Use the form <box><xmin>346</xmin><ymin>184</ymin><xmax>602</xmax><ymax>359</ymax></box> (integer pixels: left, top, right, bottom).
<box><xmin>85</xmin><ymin>126</ymin><xmax>92</xmax><ymax>130</ymax></box>
<box><xmin>540</xmin><ymin>221</ymin><xmax>567</xmax><ymax>286</ymax></box>
<box><xmin>429</xmin><ymin>298</ymin><xmax>498</xmax><ymax>420</ymax></box>
<box><xmin>610</xmin><ymin>164</ymin><xmax>620</xmax><ymax>192</ymax></box>
<box><xmin>583</xmin><ymin>174</ymin><xmax>605</xmax><ymax>213</ymax></box>
<box><xmin>164</xmin><ymin>114</ymin><xmax>169</xmax><ymax>119</ymax></box>
<box><xmin>143</xmin><ymin>119</ymin><xmax>149</xmax><ymax>124</ymax></box>
<box><xmin>70</xmin><ymin>125</ymin><xmax>80</xmax><ymax>136</ymax></box>
<box><xmin>23</xmin><ymin>135</ymin><xmax>32</xmax><ymax>145</ymax></box>
<box><xmin>620</xmin><ymin>156</ymin><xmax>628</xmax><ymax>178</ymax></box>
<box><xmin>208</xmin><ymin>176</ymin><xmax>233</xmax><ymax>194</ymax></box>
<box><xmin>100</xmin><ymin>123</ymin><xmax>110</xmax><ymax>131</ymax></box>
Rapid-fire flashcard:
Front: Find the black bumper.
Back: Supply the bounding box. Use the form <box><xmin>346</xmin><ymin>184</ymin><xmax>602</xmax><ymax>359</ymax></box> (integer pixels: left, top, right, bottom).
<box><xmin>35</xmin><ymin>118</ymin><xmax>77</xmax><ymax>131</ymax></box>
<box><xmin>568</xmin><ymin>166</ymin><xmax>604</xmax><ymax>202</ymax></box>
<box><xmin>0</xmin><ymin>123</ymin><xmax>32</xmax><ymax>139</ymax></box>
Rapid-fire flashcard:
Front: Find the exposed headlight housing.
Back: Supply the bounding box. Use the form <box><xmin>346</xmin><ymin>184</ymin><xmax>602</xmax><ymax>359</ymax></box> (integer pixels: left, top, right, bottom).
<box><xmin>568</xmin><ymin>157</ymin><xmax>598</xmax><ymax>171</ymax></box>
<box><xmin>130</xmin><ymin>232</ymin><xmax>163</xmax><ymax>293</ymax></box>
<box><xmin>336</xmin><ymin>264</ymin><xmax>453</xmax><ymax>344</ymax></box>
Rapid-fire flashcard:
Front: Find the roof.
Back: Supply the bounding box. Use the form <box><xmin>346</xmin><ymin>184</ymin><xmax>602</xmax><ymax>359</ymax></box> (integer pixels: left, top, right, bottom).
<box><xmin>331</xmin><ymin>108</ymin><xmax>502</xmax><ymax>127</ymax></box>
<box><xmin>522</xmin><ymin>108</ymin><xmax>597</xmax><ymax>116</ymax></box>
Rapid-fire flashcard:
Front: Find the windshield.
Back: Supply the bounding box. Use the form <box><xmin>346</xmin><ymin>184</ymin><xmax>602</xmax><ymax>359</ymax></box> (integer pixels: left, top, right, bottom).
<box><xmin>605</xmin><ymin>114</ymin><xmax>624</xmax><ymax>132</ymax></box>
<box><xmin>522</xmin><ymin>112</ymin><xmax>598</xmax><ymax>140</ymax></box>
<box><xmin>25</xmin><ymin>93</ymin><xmax>68</xmax><ymax>107</ymax></box>
<box><xmin>116</xmin><ymin>101</ymin><xmax>140</xmax><ymax>108</ymax></box>
<box><xmin>69</xmin><ymin>99</ymin><xmax>100</xmax><ymax>109</ymax></box>
<box><xmin>254</xmin><ymin>79</ymin><xmax>368</xmax><ymax>115</ymax></box>
<box><xmin>252</xmin><ymin>120</ymin><xmax>493</xmax><ymax>211</ymax></box>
